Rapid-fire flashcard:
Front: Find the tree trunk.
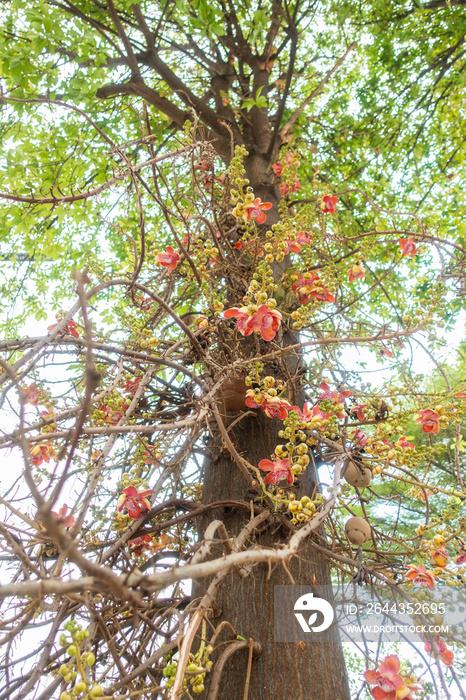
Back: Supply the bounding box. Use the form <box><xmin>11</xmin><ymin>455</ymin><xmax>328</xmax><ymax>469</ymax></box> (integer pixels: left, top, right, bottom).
<box><xmin>193</xmin><ymin>161</ymin><xmax>350</xmax><ymax>699</ymax></box>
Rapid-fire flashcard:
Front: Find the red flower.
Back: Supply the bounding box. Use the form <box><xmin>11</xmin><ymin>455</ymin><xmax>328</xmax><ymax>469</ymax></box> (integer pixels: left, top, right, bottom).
<box><xmin>259</xmin><ymin>458</ymin><xmax>293</xmax><ymax>485</ymax></box>
<box><xmin>423</xmin><ymin>636</ymin><xmax>454</xmax><ymax>666</ymax></box>
<box><xmin>397</xmin><ymin>436</ymin><xmax>414</xmax><ymax>449</ymax></box>
<box><xmin>279</xmin><ymin>182</ymin><xmax>290</xmax><ymax>195</ymax></box>
<box><xmin>454</xmin><ymin>540</ymin><xmax>466</xmax><ymax>565</ymax></box>
<box><xmin>156</xmin><ymin>246</ymin><xmax>180</xmax><ymax>272</ymax></box>
<box><xmin>379</xmin><ymin>347</ymin><xmax>393</xmax><ymax>358</ymax></box>
<box><xmin>399</xmin><ymin>236</ymin><xmax>417</xmax><ymax>257</ymax></box>
<box><xmin>430</xmin><ymin>547</ymin><xmax>449</xmax><ymax>567</ymax></box>
<box><xmin>123</xmin><ymin>377</ymin><xmax>142</xmax><ymax>395</ymax></box>
<box><xmin>263</xmin><ymin>397</ymin><xmax>291</xmax><ymax>420</ymax></box>
<box><xmin>283</xmin><ymin>230</ymin><xmax>312</xmax><ymax>254</ymax></box>
<box><xmin>272</xmin><ymin>163</ymin><xmax>284</xmax><ymax>176</ymax></box>
<box><xmin>291</xmin><ymin>272</ymin><xmax>335</xmax><ymax>304</ymax></box>
<box><xmin>291</xmin><ymin>179</ymin><xmax>301</xmax><ymax>192</ymax></box>
<box><xmin>129</xmin><ymin>534</ymin><xmax>153</xmax><ymax>557</ymax></box>
<box><xmin>101</xmin><ymin>404</ymin><xmax>128</xmax><ymax>425</ymax></box>
<box><xmin>47</xmin><ymin>320</ymin><xmax>79</xmax><ymax>338</ymax></box>
<box><xmin>117</xmin><ymin>486</ymin><xmax>153</xmax><ymax>519</ymax></box>
<box><xmin>350</xmin><ymin>404</ymin><xmax>368</xmax><ymax>421</ymax></box>
<box><xmin>243</xmin><ymin>198</ymin><xmax>273</xmax><ymax>224</ymax></box>
<box><xmin>29</xmin><ymin>442</ymin><xmax>54</xmax><ymax>466</ymax></box>
<box><xmin>348</xmin><ymin>263</ymin><xmax>365</xmax><ymax>282</ymax></box>
<box><xmin>321</xmin><ymin>195</ymin><xmax>338</xmax><ymax>214</ymax></box>
<box><xmin>22</xmin><ymin>383</ymin><xmax>40</xmax><ymax>406</ymax></box>
<box><xmin>416</xmin><ymin>409</ymin><xmax>440</xmax><ymax>434</ymax></box>
<box><xmin>51</xmin><ymin>504</ymin><xmax>75</xmax><ymax>528</ymax></box>
<box><xmin>364</xmin><ymin>655</ymin><xmax>416</xmax><ymax>700</ymax></box>
<box><xmin>224</xmin><ymin>304</ymin><xmax>282</xmax><ymax>341</ymax></box>
<box><xmin>405</xmin><ymin>564</ymin><xmax>437</xmax><ymax>590</ymax></box>
<box><xmin>455</xmin><ymin>390</ymin><xmax>466</xmax><ymax>398</ymax></box>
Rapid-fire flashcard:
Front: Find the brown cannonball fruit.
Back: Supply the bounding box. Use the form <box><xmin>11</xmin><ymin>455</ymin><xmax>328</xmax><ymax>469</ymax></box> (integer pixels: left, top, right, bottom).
<box><xmin>345</xmin><ymin>516</ymin><xmax>371</xmax><ymax>545</ymax></box>
<box><xmin>343</xmin><ymin>460</ymin><xmax>372</xmax><ymax>488</ymax></box>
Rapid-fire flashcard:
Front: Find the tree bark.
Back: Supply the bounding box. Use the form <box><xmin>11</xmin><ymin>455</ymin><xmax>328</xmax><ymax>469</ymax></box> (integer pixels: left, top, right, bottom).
<box><xmin>193</xmin><ymin>164</ymin><xmax>351</xmax><ymax>700</ymax></box>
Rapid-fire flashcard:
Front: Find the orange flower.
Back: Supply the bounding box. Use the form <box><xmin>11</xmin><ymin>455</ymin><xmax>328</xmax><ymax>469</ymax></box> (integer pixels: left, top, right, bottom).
<box><xmin>29</xmin><ymin>442</ymin><xmax>54</xmax><ymax>466</ymax></box>
<box><xmin>397</xmin><ymin>436</ymin><xmax>414</xmax><ymax>449</ymax></box>
<box><xmin>51</xmin><ymin>504</ymin><xmax>75</xmax><ymax>528</ymax></box>
<box><xmin>429</xmin><ymin>547</ymin><xmax>449</xmax><ymax>567</ymax></box>
<box><xmin>22</xmin><ymin>383</ymin><xmax>40</xmax><ymax>406</ymax></box>
<box><xmin>416</xmin><ymin>409</ymin><xmax>440</xmax><ymax>434</ymax></box>
<box><xmin>348</xmin><ymin>262</ymin><xmax>365</xmax><ymax>282</ymax></box>
<box><xmin>405</xmin><ymin>564</ymin><xmax>436</xmax><ymax>590</ymax></box>
<box><xmin>423</xmin><ymin>635</ymin><xmax>454</xmax><ymax>666</ymax></box>
<box><xmin>364</xmin><ymin>654</ymin><xmax>418</xmax><ymax>699</ymax></box>
<box><xmin>262</xmin><ymin>396</ymin><xmax>291</xmax><ymax>420</ymax></box>
<box><xmin>321</xmin><ymin>195</ymin><xmax>338</xmax><ymax>213</ymax></box>
<box><xmin>155</xmin><ymin>246</ymin><xmax>180</xmax><ymax>272</ymax></box>
<box><xmin>399</xmin><ymin>236</ymin><xmax>417</xmax><ymax>257</ymax></box>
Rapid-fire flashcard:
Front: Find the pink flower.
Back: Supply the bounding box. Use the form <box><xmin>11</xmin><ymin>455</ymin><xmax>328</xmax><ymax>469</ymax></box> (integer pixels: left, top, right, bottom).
<box><xmin>282</xmin><ymin>231</ymin><xmax>312</xmax><ymax>255</ymax></box>
<box><xmin>379</xmin><ymin>347</ymin><xmax>393</xmax><ymax>358</ymax></box>
<box><xmin>51</xmin><ymin>504</ymin><xmax>75</xmax><ymax>528</ymax></box>
<box><xmin>247</xmin><ymin>305</ymin><xmax>282</xmax><ymax>341</ymax></box>
<box><xmin>399</xmin><ymin>236</ymin><xmax>417</xmax><ymax>257</ymax></box>
<box><xmin>263</xmin><ymin>397</ymin><xmax>291</xmax><ymax>420</ymax></box>
<box><xmin>352</xmin><ymin>429</ymin><xmax>369</xmax><ymax>448</ymax></box>
<box><xmin>117</xmin><ymin>486</ymin><xmax>153</xmax><ymax>519</ymax></box>
<box><xmin>416</xmin><ymin>409</ymin><xmax>440</xmax><ymax>434</ymax></box>
<box><xmin>259</xmin><ymin>458</ymin><xmax>293</xmax><ymax>485</ymax></box>
<box><xmin>405</xmin><ymin>564</ymin><xmax>437</xmax><ymax>590</ymax></box>
<box><xmin>272</xmin><ymin>163</ymin><xmax>284</xmax><ymax>176</ymax></box>
<box><xmin>156</xmin><ymin>246</ymin><xmax>180</xmax><ymax>272</ymax></box>
<box><xmin>244</xmin><ymin>198</ymin><xmax>273</xmax><ymax>224</ymax></box>
<box><xmin>318</xmin><ymin>382</ymin><xmax>352</xmax><ymax>403</ymax></box>
<box><xmin>430</xmin><ymin>547</ymin><xmax>449</xmax><ymax>567</ymax></box>
<box><xmin>291</xmin><ymin>403</ymin><xmax>333</xmax><ymax>424</ymax></box>
<box><xmin>348</xmin><ymin>263</ymin><xmax>365</xmax><ymax>282</ymax></box>
<box><xmin>321</xmin><ymin>195</ymin><xmax>338</xmax><ymax>214</ymax></box>
<box><xmin>291</xmin><ymin>179</ymin><xmax>301</xmax><ymax>192</ymax></box>
<box><xmin>364</xmin><ymin>655</ymin><xmax>415</xmax><ymax>700</ymax></box>
<box><xmin>291</xmin><ymin>272</ymin><xmax>335</xmax><ymax>305</ymax></box>
<box><xmin>423</xmin><ymin>636</ymin><xmax>454</xmax><ymax>666</ymax></box>
<box><xmin>22</xmin><ymin>383</ymin><xmax>40</xmax><ymax>406</ymax></box>
<box><xmin>455</xmin><ymin>390</ymin><xmax>466</xmax><ymax>398</ymax></box>
<box><xmin>397</xmin><ymin>436</ymin><xmax>414</xmax><ymax>449</ymax></box>
<box><xmin>101</xmin><ymin>404</ymin><xmax>128</xmax><ymax>425</ymax></box>
<box><xmin>224</xmin><ymin>304</ymin><xmax>282</xmax><ymax>341</ymax></box>
<box><xmin>47</xmin><ymin>320</ymin><xmax>79</xmax><ymax>338</ymax></box>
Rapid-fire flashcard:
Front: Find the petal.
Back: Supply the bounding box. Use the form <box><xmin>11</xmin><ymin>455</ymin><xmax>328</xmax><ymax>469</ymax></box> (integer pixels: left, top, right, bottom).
<box><xmin>254</xmin><ymin>211</ymin><xmax>267</xmax><ymax>224</ymax></box>
<box><xmin>372</xmin><ymin>689</ymin><xmax>389</xmax><ymax>700</ymax></box>
<box><xmin>258</xmin><ymin>459</ymin><xmax>273</xmax><ymax>471</ymax></box>
<box><xmin>364</xmin><ymin>670</ymin><xmax>378</xmax><ymax>684</ymax></box>
<box><xmin>224</xmin><ymin>308</ymin><xmax>241</xmax><ymax>318</ymax></box>
<box><xmin>383</xmin><ymin>656</ymin><xmax>400</xmax><ymax>675</ymax></box>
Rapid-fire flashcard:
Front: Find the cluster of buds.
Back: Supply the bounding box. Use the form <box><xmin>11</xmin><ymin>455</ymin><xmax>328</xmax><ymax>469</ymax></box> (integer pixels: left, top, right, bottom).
<box><xmin>57</xmin><ymin>621</ymin><xmax>101</xmax><ymax>700</ymax></box>
<box><xmin>93</xmin><ymin>398</ymin><xmax>128</xmax><ymax>426</ymax></box>
<box><xmin>287</xmin><ymin>493</ymin><xmax>324</xmax><ymax>524</ymax></box>
<box><xmin>245</xmin><ymin>375</ymin><xmax>290</xmax><ymax>420</ymax></box>
<box><xmin>163</xmin><ymin>645</ymin><xmax>214</xmax><ymax>695</ymax></box>
<box><xmin>272</xmin><ymin>151</ymin><xmax>301</xmax><ymax>195</ymax></box>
